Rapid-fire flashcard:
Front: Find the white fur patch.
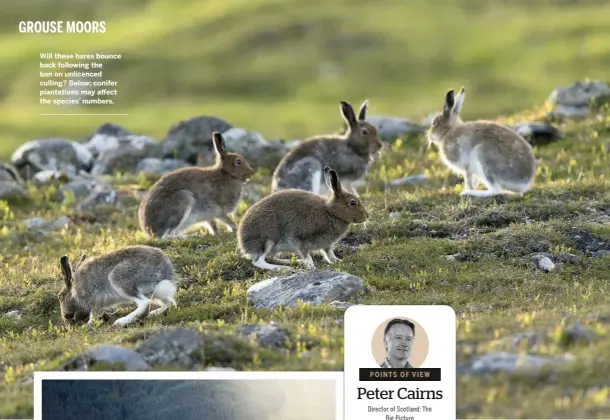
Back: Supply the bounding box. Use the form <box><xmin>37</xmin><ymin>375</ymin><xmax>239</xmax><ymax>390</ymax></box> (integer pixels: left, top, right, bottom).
<box><xmin>153</xmin><ymin>279</ymin><xmax>177</xmax><ymax>300</ymax></box>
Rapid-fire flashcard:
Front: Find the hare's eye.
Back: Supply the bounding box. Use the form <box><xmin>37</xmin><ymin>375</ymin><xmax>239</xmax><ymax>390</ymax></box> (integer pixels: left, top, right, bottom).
<box><xmin>360</xmin><ymin>128</ymin><xmax>369</xmax><ymax>136</ymax></box>
<box><xmin>349</xmin><ymin>199</ymin><xmax>358</xmax><ymax>207</ymax></box>
<box><xmin>235</xmin><ymin>159</ymin><xmax>243</xmax><ymax>166</ymax></box>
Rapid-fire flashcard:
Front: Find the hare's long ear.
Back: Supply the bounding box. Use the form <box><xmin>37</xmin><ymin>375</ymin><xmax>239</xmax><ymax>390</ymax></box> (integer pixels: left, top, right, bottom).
<box><xmin>357</xmin><ymin>99</ymin><xmax>369</xmax><ymax>121</ymax></box>
<box><xmin>212</xmin><ymin>132</ymin><xmax>226</xmax><ymax>157</ymax></box>
<box><xmin>328</xmin><ymin>168</ymin><xmax>343</xmax><ymax>197</ymax></box>
<box><xmin>443</xmin><ymin>89</ymin><xmax>455</xmax><ymax>115</ymax></box>
<box><xmin>339</xmin><ymin>101</ymin><xmax>357</xmax><ymax>128</ymax></box>
<box><xmin>74</xmin><ymin>254</ymin><xmax>87</xmax><ymax>271</ymax></box>
<box><xmin>59</xmin><ymin>256</ymin><xmax>73</xmax><ymax>289</ymax></box>
<box><xmin>323</xmin><ymin>166</ymin><xmax>334</xmax><ymax>191</ymax></box>
<box><xmin>452</xmin><ymin>87</ymin><xmax>465</xmax><ymax>115</ymax></box>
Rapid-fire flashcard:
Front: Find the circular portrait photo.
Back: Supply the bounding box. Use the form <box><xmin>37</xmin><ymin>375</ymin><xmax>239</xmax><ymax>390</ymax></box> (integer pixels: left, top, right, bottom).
<box><xmin>371</xmin><ymin>317</ymin><xmax>429</xmax><ymax>368</ymax></box>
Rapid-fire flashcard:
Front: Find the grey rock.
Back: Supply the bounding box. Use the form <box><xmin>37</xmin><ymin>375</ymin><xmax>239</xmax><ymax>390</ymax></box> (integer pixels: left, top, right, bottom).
<box><xmin>558</xmin><ymin>322</ymin><xmax>595</xmax><ymax>345</ymax></box>
<box><xmin>75</xmin><ymin>183</ymin><xmax>118</xmax><ymax>210</ymax></box>
<box><xmin>62</xmin><ymin>345</ymin><xmax>150</xmax><ymax>371</ymax></box>
<box><xmin>160</xmin><ymin>115</ymin><xmax>233</xmax><ymax>162</ymax></box>
<box><xmin>83</xmin><ymin>123</ymin><xmax>158</xmax><ymax>157</ymax></box>
<box><xmin>0</xmin><ymin>181</ymin><xmax>28</xmax><ymax>201</ymax></box>
<box><xmin>135</xmin><ymin>327</ymin><xmax>204</xmax><ymax>368</ymax></box>
<box><xmin>0</xmin><ymin>164</ymin><xmax>22</xmax><ymax>182</ymax></box>
<box><xmin>135</xmin><ymin>157</ymin><xmax>190</xmax><ymax>175</ymax></box>
<box><xmin>91</xmin><ymin>143</ymin><xmax>161</xmax><ymax>175</ymax></box>
<box><xmin>389</xmin><ymin>174</ymin><xmax>428</xmax><ymax>186</ymax></box>
<box><xmin>458</xmin><ymin>351</ymin><xmax>575</xmax><ymax>375</ymax></box>
<box><xmin>329</xmin><ymin>301</ymin><xmax>354</xmax><ymax>310</ymax></box>
<box><xmin>362</xmin><ymin>116</ymin><xmax>427</xmax><ymax>141</ymax></box>
<box><xmin>23</xmin><ymin>215</ymin><xmax>70</xmax><ymax>232</ymax></box>
<box><xmin>446</xmin><ymin>253</ymin><xmax>468</xmax><ymax>262</ymax></box>
<box><xmin>11</xmin><ymin>138</ymin><xmax>94</xmax><ymax>178</ymax></box>
<box><xmin>513</xmin><ymin>122</ymin><xmax>562</xmax><ymax>146</ymax></box>
<box><xmin>23</xmin><ymin>217</ymin><xmax>46</xmax><ymax>229</ymax></box>
<box><xmin>5</xmin><ymin>310</ymin><xmax>22</xmax><ymax>319</ymax></box>
<box><xmin>389</xmin><ymin>211</ymin><xmax>401</xmax><ymax>219</ymax></box>
<box><xmin>556</xmin><ymin>252</ymin><xmax>580</xmax><ymax>264</ymax></box>
<box><xmin>205</xmin><ymin>366</ymin><xmax>236</xmax><ymax>371</ymax></box>
<box><xmin>57</xmin><ymin>178</ymin><xmax>99</xmax><ymax>202</ymax></box>
<box><xmin>530</xmin><ymin>253</ymin><xmax>556</xmax><ymax>271</ymax></box>
<box><xmin>592</xmin><ymin>250</ymin><xmax>610</xmax><ymax>258</ymax></box>
<box><xmin>547</xmin><ymin>81</ymin><xmax>610</xmax><ymax>117</ymax></box>
<box><xmin>32</xmin><ymin>169</ymin><xmax>74</xmax><ymax>185</ymax></box>
<box><xmin>220</xmin><ymin>127</ymin><xmax>288</xmax><ymax>169</ymax></box>
<box><xmin>237</xmin><ymin>324</ymin><xmax>290</xmax><ymax>348</ymax></box>
<box><xmin>247</xmin><ymin>270</ymin><xmax>366</xmax><ymax>309</ymax></box>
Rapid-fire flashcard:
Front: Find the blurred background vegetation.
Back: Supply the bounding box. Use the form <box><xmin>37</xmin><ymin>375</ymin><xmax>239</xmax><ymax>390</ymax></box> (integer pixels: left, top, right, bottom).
<box><xmin>0</xmin><ymin>0</ymin><xmax>609</xmax><ymax>160</ymax></box>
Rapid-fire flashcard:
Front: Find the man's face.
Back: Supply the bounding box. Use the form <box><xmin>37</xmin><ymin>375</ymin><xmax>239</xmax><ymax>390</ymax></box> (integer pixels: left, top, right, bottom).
<box><xmin>385</xmin><ymin>323</ymin><xmax>414</xmax><ymax>360</ymax></box>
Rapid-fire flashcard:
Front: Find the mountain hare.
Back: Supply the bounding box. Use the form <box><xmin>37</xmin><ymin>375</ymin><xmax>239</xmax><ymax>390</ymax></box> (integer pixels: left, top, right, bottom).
<box><xmin>238</xmin><ymin>166</ymin><xmax>369</xmax><ymax>270</ymax></box>
<box><xmin>57</xmin><ymin>245</ymin><xmax>178</xmax><ymax>327</ymax></box>
<box><xmin>427</xmin><ymin>87</ymin><xmax>537</xmax><ymax>197</ymax></box>
<box><xmin>139</xmin><ymin>132</ymin><xmax>254</xmax><ymax>238</ymax></box>
<box><xmin>271</xmin><ymin>100</ymin><xmax>383</xmax><ymax>195</ymax></box>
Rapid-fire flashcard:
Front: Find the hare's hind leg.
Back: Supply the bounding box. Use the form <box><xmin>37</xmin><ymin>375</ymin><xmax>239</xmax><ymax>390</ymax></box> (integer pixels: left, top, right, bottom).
<box><xmin>161</xmin><ymin>190</ymin><xmax>197</xmax><ymax>238</ymax></box>
<box><xmin>252</xmin><ymin>240</ymin><xmax>286</xmax><ymax>270</ymax></box>
<box><xmin>113</xmin><ymin>295</ymin><xmax>151</xmax><ymax>327</ymax></box>
<box><xmin>217</xmin><ymin>215</ymin><xmax>237</xmax><ymax>233</ymax></box>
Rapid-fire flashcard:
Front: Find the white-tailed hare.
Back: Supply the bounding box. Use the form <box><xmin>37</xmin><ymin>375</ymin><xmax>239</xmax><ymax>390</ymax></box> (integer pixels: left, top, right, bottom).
<box><xmin>57</xmin><ymin>245</ymin><xmax>178</xmax><ymax>327</ymax></box>
<box><xmin>139</xmin><ymin>132</ymin><xmax>254</xmax><ymax>238</ymax></box>
<box><xmin>427</xmin><ymin>87</ymin><xmax>537</xmax><ymax>197</ymax></box>
<box><xmin>271</xmin><ymin>100</ymin><xmax>383</xmax><ymax>195</ymax></box>
<box><xmin>238</xmin><ymin>166</ymin><xmax>369</xmax><ymax>270</ymax></box>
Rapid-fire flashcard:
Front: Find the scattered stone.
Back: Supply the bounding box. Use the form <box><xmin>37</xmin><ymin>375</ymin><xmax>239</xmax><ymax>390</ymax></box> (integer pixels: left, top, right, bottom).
<box><xmin>389</xmin><ymin>211</ymin><xmax>401</xmax><ymax>219</ymax></box>
<box><xmin>83</xmin><ymin>123</ymin><xmax>158</xmax><ymax>157</ymax></box>
<box><xmin>0</xmin><ymin>181</ymin><xmax>28</xmax><ymax>201</ymax></box>
<box><xmin>513</xmin><ymin>122</ymin><xmax>562</xmax><ymax>146</ymax></box>
<box><xmin>458</xmin><ymin>351</ymin><xmax>575</xmax><ymax>375</ymax></box>
<box><xmin>469</xmin><ymin>305</ymin><xmax>493</xmax><ymax>313</ymax></box>
<box><xmin>75</xmin><ymin>183</ymin><xmax>118</xmax><ymax>211</ymax></box>
<box><xmin>159</xmin><ymin>115</ymin><xmax>233</xmax><ymax>163</ymax></box>
<box><xmin>556</xmin><ymin>322</ymin><xmax>595</xmax><ymax>346</ymax></box>
<box><xmin>329</xmin><ymin>301</ymin><xmax>354</xmax><ymax>310</ymax></box>
<box><xmin>556</xmin><ymin>252</ymin><xmax>580</xmax><ymax>264</ymax></box>
<box><xmin>593</xmin><ymin>214</ymin><xmax>610</xmax><ymax>224</ymax></box>
<box><xmin>56</xmin><ymin>178</ymin><xmax>99</xmax><ymax>202</ymax></box>
<box><xmin>5</xmin><ymin>310</ymin><xmax>22</xmax><ymax>319</ymax></box>
<box><xmin>389</xmin><ymin>174</ymin><xmax>428</xmax><ymax>186</ymax></box>
<box><xmin>246</xmin><ymin>270</ymin><xmax>366</xmax><ymax>309</ymax></box>
<box><xmin>11</xmin><ymin>138</ymin><xmax>94</xmax><ymax>178</ymax></box>
<box><xmin>91</xmin><ymin>143</ymin><xmax>161</xmax><ymax>176</ymax></box>
<box><xmin>0</xmin><ymin>164</ymin><xmax>21</xmax><ymax>182</ymax></box>
<box><xmin>220</xmin><ymin>128</ymin><xmax>288</xmax><ymax>169</ymax></box>
<box><xmin>61</xmin><ymin>345</ymin><xmax>150</xmax><ymax>371</ymax></box>
<box><xmin>509</xmin><ymin>332</ymin><xmax>542</xmax><ymax>350</ymax></box>
<box><xmin>566</xmin><ymin>228</ymin><xmax>610</xmax><ymax>257</ymax></box>
<box><xmin>32</xmin><ymin>169</ymin><xmax>74</xmax><ymax>185</ymax></box>
<box><xmin>547</xmin><ymin>81</ymin><xmax>610</xmax><ymax>118</ymax></box>
<box><xmin>360</xmin><ymin>116</ymin><xmax>427</xmax><ymax>141</ymax></box>
<box><xmin>446</xmin><ymin>253</ymin><xmax>468</xmax><ymax>262</ymax></box>
<box><xmin>23</xmin><ymin>216</ymin><xmax>70</xmax><ymax>232</ymax></box>
<box><xmin>23</xmin><ymin>217</ymin><xmax>45</xmax><ymax>229</ymax></box>
<box><xmin>531</xmin><ymin>253</ymin><xmax>555</xmax><ymax>272</ymax></box>
<box><xmin>135</xmin><ymin>158</ymin><xmax>189</xmax><ymax>175</ymax></box>
<box><xmin>237</xmin><ymin>324</ymin><xmax>290</xmax><ymax>348</ymax></box>
<box><xmin>135</xmin><ymin>327</ymin><xmax>204</xmax><ymax>368</ymax></box>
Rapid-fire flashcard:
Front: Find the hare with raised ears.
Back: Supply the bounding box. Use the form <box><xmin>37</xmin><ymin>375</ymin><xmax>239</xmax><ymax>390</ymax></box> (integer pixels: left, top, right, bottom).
<box><xmin>427</xmin><ymin>87</ymin><xmax>537</xmax><ymax>197</ymax></box>
<box><xmin>139</xmin><ymin>132</ymin><xmax>255</xmax><ymax>238</ymax></box>
<box><xmin>239</xmin><ymin>166</ymin><xmax>369</xmax><ymax>270</ymax></box>
<box><xmin>271</xmin><ymin>100</ymin><xmax>383</xmax><ymax>196</ymax></box>
<box><xmin>57</xmin><ymin>245</ymin><xmax>178</xmax><ymax>327</ymax></box>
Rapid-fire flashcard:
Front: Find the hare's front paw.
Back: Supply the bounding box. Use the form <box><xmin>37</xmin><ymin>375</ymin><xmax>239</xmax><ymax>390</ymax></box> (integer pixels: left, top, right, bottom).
<box><xmin>113</xmin><ymin>316</ymin><xmax>135</xmax><ymax>327</ymax></box>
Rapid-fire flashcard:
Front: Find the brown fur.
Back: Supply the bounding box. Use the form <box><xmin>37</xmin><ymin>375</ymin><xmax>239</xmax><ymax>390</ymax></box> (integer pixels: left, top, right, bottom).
<box><xmin>139</xmin><ymin>132</ymin><xmax>254</xmax><ymax>238</ymax></box>
<box><xmin>271</xmin><ymin>100</ymin><xmax>383</xmax><ymax>193</ymax></box>
<box><xmin>427</xmin><ymin>87</ymin><xmax>537</xmax><ymax>196</ymax></box>
<box><xmin>239</xmin><ymin>167</ymin><xmax>369</xmax><ymax>269</ymax></box>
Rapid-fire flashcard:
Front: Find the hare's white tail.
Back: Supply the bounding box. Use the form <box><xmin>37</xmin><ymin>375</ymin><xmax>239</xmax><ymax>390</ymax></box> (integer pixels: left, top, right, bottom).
<box><xmin>153</xmin><ymin>279</ymin><xmax>177</xmax><ymax>301</ymax></box>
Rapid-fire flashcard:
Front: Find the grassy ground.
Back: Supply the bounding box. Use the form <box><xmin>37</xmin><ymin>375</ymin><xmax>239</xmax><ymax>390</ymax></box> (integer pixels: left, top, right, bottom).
<box><xmin>1</xmin><ymin>0</ymin><xmax>610</xmax><ymax>159</ymax></box>
<box><xmin>1</xmin><ymin>104</ymin><xmax>610</xmax><ymax>418</ymax></box>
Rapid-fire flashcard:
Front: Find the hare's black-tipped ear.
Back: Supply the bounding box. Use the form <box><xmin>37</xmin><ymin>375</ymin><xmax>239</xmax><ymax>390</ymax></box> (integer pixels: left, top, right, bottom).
<box><xmin>357</xmin><ymin>99</ymin><xmax>369</xmax><ymax>121</ymax></box>
<box><xmin>452</xmin><ymin>87</ymin><xmax>466</xmax><ymax>114</ymax></box>
<box><xmin>212</xmin><ymin>132</ymin><xmax>226</xmax><ymax>157</ymax></box>
<box><xmin>59</xmin><ymin>256</ymin><xmax>73</xmax><ymax>289</ymax></box>
<box><xmin>328</xmin><ymin>168</ymin><xmax>342</xmax><ymax>197</ymax></box>
<box><xmin>339</xmin><ymin>101</ymin><xmax>357</xmax><ymax>128</ymax></box>
<box><xmin>443</xmin><ymin>89</ymin><xmax>455</xmax><ymax>114</ymax></box>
